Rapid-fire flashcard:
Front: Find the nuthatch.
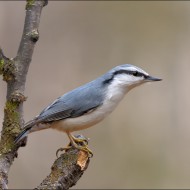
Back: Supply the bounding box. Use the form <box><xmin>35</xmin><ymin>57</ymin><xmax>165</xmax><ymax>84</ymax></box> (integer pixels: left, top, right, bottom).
<box><xmin>15</xmin><ymin>64</ymin><xmax>162</xmax><ymax>156</ymax></box>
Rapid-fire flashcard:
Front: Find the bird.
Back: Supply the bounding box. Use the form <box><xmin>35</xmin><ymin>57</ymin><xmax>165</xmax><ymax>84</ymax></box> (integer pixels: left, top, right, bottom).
<box><xmin>15</xmin><ymin>64</ymin><xmax>162</xmax><ymax>156</ymax></box>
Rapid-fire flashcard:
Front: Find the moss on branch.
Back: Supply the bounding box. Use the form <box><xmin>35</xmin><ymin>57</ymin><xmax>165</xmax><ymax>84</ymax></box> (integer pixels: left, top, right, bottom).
<box><xmin>26</xmin><ymin>0</ymin><xmax>35</xmax><ymax>10</ymax></box>
<box><xmin>0</xmin><ymin>59</ymin><xmax>4</xmax><ymax>75</ymax></box>
<box><xmin>0</xmin><ymin>101</ymin><xmax>20</xmax><ymax>155</ymax></box>
<box><xmin>0</xmin><ymin>58</ymin><xmax>16</xmax><ymax>82</ymax></box>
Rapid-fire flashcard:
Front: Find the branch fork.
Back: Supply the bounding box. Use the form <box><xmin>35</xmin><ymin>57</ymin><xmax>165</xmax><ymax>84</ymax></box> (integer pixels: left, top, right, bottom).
<box><xmin>0</xmin><ymin>1</ymin><xmax>91</xmax><ymax>189</ymax></box>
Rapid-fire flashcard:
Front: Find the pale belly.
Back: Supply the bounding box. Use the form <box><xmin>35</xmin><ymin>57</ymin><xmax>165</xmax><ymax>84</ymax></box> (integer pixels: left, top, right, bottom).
<box><xmin>51</xmin><ymin>99</ymin><xmax>120</xmax><ymax>133</ymax></box>
<box><xmin>51</xmin><ymin>106</ymin><xmax>110</xmax><ymax>133</ymax></box>
<box><xmin>33</xmin><ymin>87</ymin><xmax>127</xmax><ymax>134</ymax></box>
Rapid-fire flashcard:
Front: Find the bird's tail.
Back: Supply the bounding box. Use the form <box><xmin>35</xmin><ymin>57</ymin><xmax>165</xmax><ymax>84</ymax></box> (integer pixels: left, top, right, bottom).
<box><xmin>14</xmin><ymin>120</ymin><xmax>36</xmax><ymax>144</ymax></box>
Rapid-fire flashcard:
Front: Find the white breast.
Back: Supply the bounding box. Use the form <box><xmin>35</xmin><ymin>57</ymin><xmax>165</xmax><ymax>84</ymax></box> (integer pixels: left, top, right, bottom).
<box><xmin>51</xmin><ymin>80</ymin><xmax>129</xmax><ymax>133</ymax></box>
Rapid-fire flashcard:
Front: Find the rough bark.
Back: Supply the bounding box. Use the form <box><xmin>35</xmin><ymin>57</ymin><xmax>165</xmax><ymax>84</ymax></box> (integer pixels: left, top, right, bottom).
<box><xmin>36</xmin><ymin>148</ymin><xmax>90</xmax><ymax>190</ymax></box>
<box><xmin>0</xmin><ymin>1</ymin><xmax>91</xmax><ymax>189</ymax></box>
<box><xmin>0</xmin><ymin>0</ymin><xmax>46</xmax><ymax>188</ymax></box>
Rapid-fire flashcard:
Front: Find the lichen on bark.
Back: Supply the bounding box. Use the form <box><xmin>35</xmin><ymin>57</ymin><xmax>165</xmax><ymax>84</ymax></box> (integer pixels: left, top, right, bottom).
<box><xmin>0</xmin><ymin>59</ymin><xmax>5</xmax><ymax>75</ymax></box>
<box><xmin>0</xmin><ymin>101</ymin><xmax>20</xmax><ymax>155</ymax></box>
<box><xmin>0</xmin><ymin>58</ymin><xmax>16</xmax><ymax>82</ymax></box>
<box><xmin>26</xmin><ymin>0</ymin><xmax>35</xmax><ymax>10</ymax></box>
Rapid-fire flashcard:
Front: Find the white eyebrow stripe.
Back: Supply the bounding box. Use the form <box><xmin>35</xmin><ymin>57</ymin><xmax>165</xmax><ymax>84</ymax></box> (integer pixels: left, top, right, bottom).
<box><xmin>127</xmin><ymin>66</ymin><xmax>149</xmax><ymax>76</ymax></box>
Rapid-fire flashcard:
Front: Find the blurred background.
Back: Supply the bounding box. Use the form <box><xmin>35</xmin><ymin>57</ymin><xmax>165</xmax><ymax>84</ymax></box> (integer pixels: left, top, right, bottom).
<box><xmin>0</xmin><ymin>1</ymin><xmax>190</xmax><ymax>189</ymax></box>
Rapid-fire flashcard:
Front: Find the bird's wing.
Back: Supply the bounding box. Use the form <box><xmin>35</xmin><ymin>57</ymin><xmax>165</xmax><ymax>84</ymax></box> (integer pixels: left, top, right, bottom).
<box><xmin>35</xmin><ymin>82</ymin><xmax>104</xmax><ymax>123</ymax></box>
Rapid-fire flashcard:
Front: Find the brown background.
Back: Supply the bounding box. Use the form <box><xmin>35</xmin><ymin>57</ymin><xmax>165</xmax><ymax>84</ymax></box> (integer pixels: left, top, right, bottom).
<box><xmin>0</xmin><ymin>1</ymin><xmax>190</xmax><ymax>189</ymax></box>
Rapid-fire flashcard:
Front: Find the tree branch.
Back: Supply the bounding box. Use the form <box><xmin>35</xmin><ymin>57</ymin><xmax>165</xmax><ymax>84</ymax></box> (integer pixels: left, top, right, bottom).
<box><xmin>36</xmin><ymin>149</ymin><xmax>90</xmax><ymax>190</ymax></box>
<box><xmin>0</xmin><ymin>48</ymin><xmax>15</xmax><ymax>82</ymax></box>
<box><xmin>0</xmin><ymin>1</ymin><xmax>92</xmax><ymax>189</ymax></box>
<box><xmin>0</xmin><ymin>1</ymin><xmax>47</xmax><ymax>188</ymax></box>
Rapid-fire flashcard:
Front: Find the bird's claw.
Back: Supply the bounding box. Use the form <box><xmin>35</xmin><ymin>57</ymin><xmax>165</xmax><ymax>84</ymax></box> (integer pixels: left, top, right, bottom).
<box><xmin>56</xmin><ymin>146</ymin><xmax>71</xmax><ymax>158</ymax></box>
<box><xmin>56</xmin><ymin>134</ymin><xmax>93</xmax><ymax>158</ymax></box>
<box><xmin>56</xmin><ymin>144</ymin><xmax>93</xmax><ymax>158</ymax></box>
<box><xmin>70</xmin><ymin>134</ymin><xmax>93</xmax><ymax>157</ymax></box>
<box><xmin>78</xmin><ymin>145</ymin><xmax>93</xmax><ymax>157</ymax></box>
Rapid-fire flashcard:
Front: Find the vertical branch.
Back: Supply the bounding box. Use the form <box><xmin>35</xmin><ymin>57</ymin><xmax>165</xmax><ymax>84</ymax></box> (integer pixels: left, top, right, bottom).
<box><xmin>0</xmin><ymin>1</ymin><xmax>92</xmax><ymax>189</ymax></box>
<box><xmin>0</xmin><ymin>1</ymin><xmax>47</xmax><ymax>189</ymax></box>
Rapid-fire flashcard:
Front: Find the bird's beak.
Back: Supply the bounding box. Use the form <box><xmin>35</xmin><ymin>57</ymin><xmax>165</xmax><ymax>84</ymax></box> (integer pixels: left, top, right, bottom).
<box><xmin>145</xmin><ymin>75</ymin><xmax>162</xmax><ymax>82</ymax></box>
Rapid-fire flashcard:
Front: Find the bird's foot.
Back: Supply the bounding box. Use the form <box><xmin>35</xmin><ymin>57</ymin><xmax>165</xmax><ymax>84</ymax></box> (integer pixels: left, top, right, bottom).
<box><xmin>70</xmin><ymin>134</ymin><xmax>93</xmax><ymax>157</ymax></box>
<box><xmin>71</xmin><ymin>134</ymin><xmax>89</xmax><ymax>144</ymax></box>
<box><xmin>74</xmin><ymin>143</ymin><xmax>93</xmax><ymax>157</ymax></box>
<box><xmin>56</xmin><ymin>134</ymin><xmax>93</xmax><ymax>158</ymax></box>
<box><xmin>56</xmin><ymin>146</ymin><xmax>71</xmax><ymax>157</ymax></box>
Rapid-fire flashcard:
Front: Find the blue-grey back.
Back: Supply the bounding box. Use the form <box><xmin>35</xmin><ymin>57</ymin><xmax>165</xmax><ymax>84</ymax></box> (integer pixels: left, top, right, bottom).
<box><xmin>31</xmin><ymin>64</ymin><xmax>135</xmax><ymax>123</ymax></box>
<box><xmin>36</xmin><ymin>74</ymin><xmax>110</xmax><ymax>122</ymax></box>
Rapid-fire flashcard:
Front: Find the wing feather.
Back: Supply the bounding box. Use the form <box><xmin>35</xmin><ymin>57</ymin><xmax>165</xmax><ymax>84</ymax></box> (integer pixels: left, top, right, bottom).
<box><xmin>35</xmin><ymin>80</ymin><xmax>105</xmax><ymax>123</ymax></box>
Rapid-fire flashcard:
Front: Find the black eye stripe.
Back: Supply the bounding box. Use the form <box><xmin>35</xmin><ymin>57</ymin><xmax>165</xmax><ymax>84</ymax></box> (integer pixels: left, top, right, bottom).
<box><xmin>133</xmin><ymin>71</ymin><xmax>145</xmax><ymax>77</ymax></box>
<box><xmin>114</xmin><ymin>69</ymin><xmax>145</xmax><ymax>77</ymax></box>
<box><xmin>103</xmin><ymin>69</ymin><xmax>147</xmax><ymax>85</ymax></box>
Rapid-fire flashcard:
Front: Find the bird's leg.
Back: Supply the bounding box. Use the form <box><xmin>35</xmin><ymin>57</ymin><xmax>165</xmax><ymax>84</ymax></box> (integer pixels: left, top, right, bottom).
<box><xmin>67</xmin><ymin>133</ymin><xmax>93</xmax><ymax>157</ymax></box>
<box><xmin>69</xmin><ymin>133</ymin><xmax>89</xmax><ymax>144</ymax></box>
<box><xmin>56</xmin><ymin>133</ymin><xmax>93</xmax><ymax>157</ymax></box>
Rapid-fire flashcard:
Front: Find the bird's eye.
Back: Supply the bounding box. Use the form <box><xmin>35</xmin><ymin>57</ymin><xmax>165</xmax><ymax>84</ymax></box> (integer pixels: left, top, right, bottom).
<box><xmin>132</xmin><ymin>71</ymin><xmax>139</xmax><ymax>76</ymax></box>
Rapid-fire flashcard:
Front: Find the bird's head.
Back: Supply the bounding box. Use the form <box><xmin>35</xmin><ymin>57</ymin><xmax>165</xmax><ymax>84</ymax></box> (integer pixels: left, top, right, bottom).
<box><xmin>103</xmin><ymin>64</ymin><xmax>162</xmax><ymax>91</ymax></box>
